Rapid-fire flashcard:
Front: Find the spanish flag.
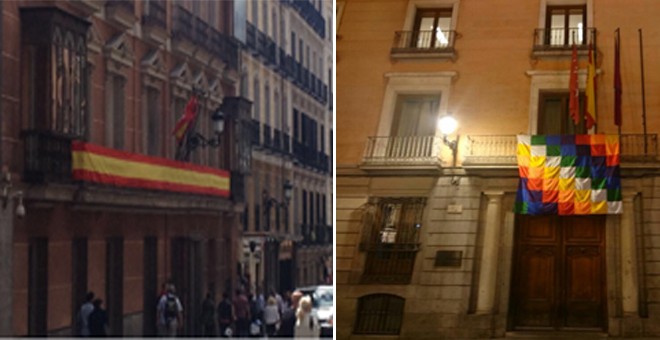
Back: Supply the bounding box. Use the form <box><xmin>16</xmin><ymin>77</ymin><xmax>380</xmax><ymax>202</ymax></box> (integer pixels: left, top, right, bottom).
<box><xmin>172</xmin><ymin>95</ymin><xmax>198</xmax><ymax>143</ymax></box>
<box><xmin>585</xmin><ymin>44</ymin><xmax>596</xmax><ymax>129</ymax></box>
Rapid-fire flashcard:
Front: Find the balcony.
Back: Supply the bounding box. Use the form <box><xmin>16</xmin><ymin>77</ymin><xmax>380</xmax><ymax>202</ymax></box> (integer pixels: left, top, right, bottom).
<box><xmin>105</xmin><ymin>0</ymin><xmax>135</xmax><ymax>30</ymax></box>
<box><xmin>209</xmin><ymin>27</ymin><xmax>239</xmax><ymax>71</ymax></box>
<box><xmin>532</xmin><ymin>27</ymin><xmax>596</xmax><ymax>58</ymax></box>
<box><xmin>246</xmin><ymin>23</ymin><xmax>257</xmax><ymax>52</ymax></box>
<box><xmin>273</xmin><ymin>129</ymin><xmax>282</xmax><ymax>152</ymax></box>
<box><xmin>286</xmin><ymin>0</ymin><xmax>325</xmax><ymax>39</ymax></box>
<box><xmin>257</xmin><ymin>31</ymin><xmax>268</xmax><ymax>60</ymax></box>
<box><xmin>22</xmin><ymin>130</ymin><xmax>73</xmax><ymax>183</ymax></box>
<box><xmin>390</xmin><ymin>30</ymin><xmax>456</xmax><ymax>60</ymax></box>
<box><xmin>463</xmin><ymin>134</ymin><xmax>659</xmax><ymax>174</ymax></box>
<box><xmin>249</xmin><ymin>119</ymin><xmax>260</xmax><ymax>146</ymax></box>
<box><xmin>282</xmin><ymin>133</ymin><xmax>291</xmax><ymax>154</ymax></box>
<box><xmin>361</xmin><ymin>136</ymin><xmax>443</xmax><ymax>172</ymax></box>
<box><xmin>278</xmin><ymin>48</ymin><xmax>288</xmax><ymax>75</ymax></box>
<box><xmin>141</xmin><ymin>0</ymin><xmax>167</xmax><ymax>45</ymax></box>
<box><xmin>171</xmin><ymin>5</ymin><xmax>195</xmax><ymax>56</ymax></box>
<box><xmin>264</xmin><ymin>37</ymin><xmax>277</xmax><ymax>66</ymax></box>
<box><xmin>263</xmin><ymin>124</ymin><xmax>272</xmax><ymax>149</ymax></box>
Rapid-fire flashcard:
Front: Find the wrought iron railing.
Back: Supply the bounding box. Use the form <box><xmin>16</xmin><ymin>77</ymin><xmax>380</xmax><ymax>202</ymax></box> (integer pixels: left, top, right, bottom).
<box><xmin>263</xmin><ymin>123</ymin><xmax>272</xmax><ymax>148</ymax></box>
<box><xmin>391</xmin><ymin>30</ymin><xmax>456</xmax><ymax>52</ymax></box>
<box><xmin>363</xmin><ymin>136</ymin><xmax>441</xmax><ymax>165</ymax></box>
<box><xmin>22</xmin><ymin>130</ymin><xmax>73</xmax><ymax>183</ymax></box>
<box><xmin>273</xmin><ymin>129</ymin><xmax>282</xmax><ymax>152</ymax></box>
<box><xmin>533</xmin><ymin>27</ymin><xmax>596</xmax><ymax>50</ymax></box>
<box><xmin>249</xmin><ymin>119</ymin><xmax>260</xmax><ymax>146</ymax></box>
<box><xmin>172</xmin><ymin>5</ymin><xmax>194</xmax><ymax>41</ymax></box>
<box><xmin>209</xmin><ymin>27</ymin><xmax>239</xmax><ymax>70</ymax></box>
<box><xmin>194</xmin><ymin>17</ymin><xmax>209</xmax><ymax>46</ymax></box>
<box><xmin>464</xmin><ymin>134</ymin><xmax>659</xmax><ymax>165</ymax></box>
<box><xmin>282</xmin><ymin>133</ymin><xmax>291</xmax><ymax>154</ymax></box>
<box><xmin>142</xmin><ymin>0</ymin><xmax>166</xmax><ymax>28</ymax></box>
<box><xmin>246</xmin><ymin>23</ymin><xmax>257</xmax><ymax>50</ymax></box>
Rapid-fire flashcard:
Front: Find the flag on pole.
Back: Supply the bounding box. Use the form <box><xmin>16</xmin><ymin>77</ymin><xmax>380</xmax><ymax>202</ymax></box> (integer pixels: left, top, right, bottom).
<box><xmin>585</xmin><ymin>44</ymin><xmax>596</xmax><ymax>129</ymax></box>
<box><xmin>172</xmin><ymin>95</ymin><xmax>199</xmax><ymax>143</ymax></box>
<box><xmin>614</xmin><ymin>29</ymin><xmax>622</xmax><ymax>126</ymax></box>
<box><xmin>569</xmin><ymin>44</ymin><xmax>580</xmax><ymax>125</ymax></box>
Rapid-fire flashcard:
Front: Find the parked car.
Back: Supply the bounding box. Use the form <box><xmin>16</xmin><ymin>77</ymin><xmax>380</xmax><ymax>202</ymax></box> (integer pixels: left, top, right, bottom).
<box><xmin>297</xmin><ymin>285</ymin><xmax>333</xmax><ymax>337</ymax></box>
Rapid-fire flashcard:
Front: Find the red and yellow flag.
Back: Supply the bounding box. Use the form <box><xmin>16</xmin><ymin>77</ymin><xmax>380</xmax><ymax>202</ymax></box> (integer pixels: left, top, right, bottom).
<box><xmin>172</xmin><ymin>95</ymin><xmax>199</xmax><ymax>143</ymax></box>
<box><xmin>585</xmin><ymin>44</ymin><xmax>597</xmax><ymax>129</ymax></box>
<box><xmin>568</xmin><ymin>44</ymin><xmax>580</xmax><ymax>125</ymax></box>
<box><xmin>72</xmin><ymin>141</ymin><xmax>230</xmax><ymax>197</ymax></box>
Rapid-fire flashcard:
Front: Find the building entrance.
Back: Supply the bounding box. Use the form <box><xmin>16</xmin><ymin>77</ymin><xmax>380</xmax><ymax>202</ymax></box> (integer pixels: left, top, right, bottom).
<box><xmin>509</xmin><ymin>215</ymin><xmax>606</xmax><ymax>331</ymax></box>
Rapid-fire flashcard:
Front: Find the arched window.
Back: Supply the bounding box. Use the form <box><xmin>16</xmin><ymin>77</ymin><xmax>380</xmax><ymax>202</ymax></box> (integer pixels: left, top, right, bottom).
<box><xmin>354</xmin><ymin>294</ymin><xmax>405</xmax><ymax>335</ymax></box>
<box><xmin>253</xmin><ymin>77</ymin><xmax>260</xmax><ymax>120</ymax></box>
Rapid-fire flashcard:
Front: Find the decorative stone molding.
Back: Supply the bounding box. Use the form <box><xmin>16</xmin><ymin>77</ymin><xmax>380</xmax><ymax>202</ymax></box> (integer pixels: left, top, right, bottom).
<box><xmin>141</xmin><ymin>49</ymin><xmax>167</xmax><ymax>85</ymax></box>
<box><xmin>104</xmin><ymin>33</ymin><xmax>134</xmax><ymax>74</ymax></box>
<box><xmin>105</xmin><ymin>0</ymin><xmax>136</xmax><ymax>31</ymax></box>
<box><xmin>170</xmin><ymin>62</ymin><xmax>193</xmax><ymax>99</ymax></box>
<box><xmin>69</xmin><ymin>0</ymin><xmax>106</xmax><ymax>17</ymax></box>
<box><xmin>208</xmin><ymin>77</ymin><xmax>224</xmax><ymax>107</ymax></box>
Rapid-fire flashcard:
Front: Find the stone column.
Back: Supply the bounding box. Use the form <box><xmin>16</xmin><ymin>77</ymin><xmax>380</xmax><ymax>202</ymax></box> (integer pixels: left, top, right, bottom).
<box><xmin>476</xmin><ymin>191</ymin><xmax>504</xmax><ymax>314</ymax></box>
<box><xmin>621</xmin><ymin>192</ymin><xmax>639</xmax><ymax>314</ymax></box>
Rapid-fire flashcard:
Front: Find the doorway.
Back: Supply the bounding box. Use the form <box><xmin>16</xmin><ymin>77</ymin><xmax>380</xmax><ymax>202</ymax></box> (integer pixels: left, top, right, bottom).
<box><xmin>509</xmin><ymin>215</ymin><xmax>606</xmax><ymax>330</ymax></box>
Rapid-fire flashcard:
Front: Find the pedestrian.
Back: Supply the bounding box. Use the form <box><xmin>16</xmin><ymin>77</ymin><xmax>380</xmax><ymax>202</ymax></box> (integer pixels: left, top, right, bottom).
<box><xmin>75</xmin><ymin>291</ymin><xmax>95</xmax><ymax>337</ymax></box>
<box><xmin>157</xmin><ymin>284</ymin><xmax>183</xmax><ymax>337</ymax></box>
<box><xmin>294</xmin><ymin>295</ymin><xmax>320</xmax><ymax>338</ymax></box>
<box><xmin>276</xmin><ymin>290</ymin><xmax>302</xmax><ymax>337</ymax></box>
<box><xmin>263</xmin><ymin>296</ymin><xmax>280</xmax><ymax>337</ymax></box>
<box><xmin>270</xmin><ymin>288</ymin><xmax>285</xmax><ymax>315</ymax></box>
<box><xmin>217</xmin><ymin>292</ymin><xmax>234</xmax><ymax>338</ymax></box>
<box><xmin>248</xmin><ymin>293</ymin><xmax>263</xmax><ymax>337</ymax></box>
<box><xmin>88</xmin><ymin>299</ymin><xmax>108</xmax><ymax>337</ymax></box>
<box><xmin>200</xmin><ymin>292</ymin><xmax>217</xmax><ymax>336</ymax></box>
<box><xmin>233</xmin><ymin>288</ymin><xmax>251</xmax><ymax>337</ymax></box>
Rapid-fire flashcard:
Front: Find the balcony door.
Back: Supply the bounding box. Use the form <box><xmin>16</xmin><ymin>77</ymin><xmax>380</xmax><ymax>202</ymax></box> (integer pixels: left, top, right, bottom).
<box><xmin>545</xmin><ymin>5</ymin><xmax>586</xmax><ymax>46</ymax></box>
<box><xmin>387</xmin><ymin>95</ymin><xmax>439</xmax><ymax>159</ymax></box>
<box><xmin>413</xmin><ymin>8</ymin><xmax>452</xmax><ymax>48</ymax></box>
<box><xmin>538</xmin><ymin>92</ymin><xmax>586</xmax><ymax>135</ymax></box>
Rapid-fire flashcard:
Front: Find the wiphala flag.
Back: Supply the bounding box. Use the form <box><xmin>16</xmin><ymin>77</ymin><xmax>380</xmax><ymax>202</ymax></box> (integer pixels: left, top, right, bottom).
<box><xmin>514</xmin><ymin>135</ymin><xmax>622</xmax><ymax>215</ymax></box>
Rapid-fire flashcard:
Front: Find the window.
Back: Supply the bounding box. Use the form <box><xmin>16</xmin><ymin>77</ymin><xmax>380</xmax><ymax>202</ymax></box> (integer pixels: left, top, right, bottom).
<box><xmin>251</xmin><ymin>0</ymin><xmax>258</xmax><ymax>24</ymax></box>
<box><xmin>253</xmin><ymin>78</ymin><xmax>260</xmax><ymax>119</ymax></box>
<box><xmin>108</xmin><ymin>75</ymin><xmax>126</xmax><ymax>150</ymax></box>
<box><xmin>538</xmin><ymin>91</ymin><xmax>586</xmax><ymax>134</ymax></box>
<box><xmin>354</xmin><ymin>294</ymin><xmax>405</xmax><ymax>335</ymax></box>
<box><xmin>360</xmin><ymin>197</ymin><xmax>425</xmax><ymax>284</ymax></box>
<box><xmin>21</xmin><ymin>8</ymin><xmax>89</xmax><ymax>137</ymax></box>
<box><xmin>545</xmin><ymin>5</ymin><xmax>586</xmax><ymax>46</ymax></box>
<box><xmin>265</xmin><ymin>83</ymin><xmax>271</xmax><ymax>126</ymax></box>
<box><xmin>274</xmin><ymin>91</ymin><xmax>280</xmax><ymax>129</ymax></box>
<box><xmin>254</xmin><ymin>174</ymin><xmax>261</xmax><ymax>231</ymax></box>
<box><xmin>412</xmin><ymin>8</ymin><xmax>452</xmax><ymax>48</ymax></box>
<box><xmin>262</xmin><ymin>1</ymin><xmax>268</xmax><ymax>32</ymax></box>
<box><xmin>146</xmin><ymin>87</ymin><xmax>160</xmax><ymax>156</ymax></box>
<box><xmin>390</xmin><ymin>95</ymin><xmax>439</xmax><ymax>136</ymax></box>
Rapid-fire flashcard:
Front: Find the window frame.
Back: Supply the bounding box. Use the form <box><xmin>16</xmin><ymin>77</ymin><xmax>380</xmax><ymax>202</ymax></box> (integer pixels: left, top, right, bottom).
<box><xmin>544</xmin><ymin>5</ymin><xmax>586</xmax><ymax>47</ymax></box>
<box><xmin>354</xmin><ymin>294</ymin><xmax>405</xmax><ymax>335</ymax></box>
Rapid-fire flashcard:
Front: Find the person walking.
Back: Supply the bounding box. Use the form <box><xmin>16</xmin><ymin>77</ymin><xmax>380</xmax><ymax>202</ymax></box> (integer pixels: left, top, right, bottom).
<box><xmin>88</xmin><ymin>299</ymin><xmax>108</xmax><ymax>337</ymax></box>
<box><xmin>233</xmin><ymin>289</ymin><xmax>251</xmax><ymax>337</ymax></box>
<box><xmin>294</xmin><ymin>296</ymin><xmax>320</xmax><ymax>338</ymax></box>
<box><xmin>76</xmin><ymin>291</ymin><xmax>95</xmax><ymax>337</ymax></box>
<box><xmin>200</xmin><ymin>292</ymin><xmax>217</xmax><ymax>336</ymax></box>
<box><xmin>157</xmin><ymin>284</ymin><xmax>183</xmax><ymax>337</ymax></box>
<box><xmin>217</xmin><ymin>292</ymin><xmax>234</xmax><ymax>337</ymax></box>
<box><xmin>276</xmin><ymin>290</ymin><xmax>302</xmax><ymax>337</ymax></box>
<box><xmin>263</xmin><ymin>296</ymin><xmax>280</xmax><ymax>337</ymax></box>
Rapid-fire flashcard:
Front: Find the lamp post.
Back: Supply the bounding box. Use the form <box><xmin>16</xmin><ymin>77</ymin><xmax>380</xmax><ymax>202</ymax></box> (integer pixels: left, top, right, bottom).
<box><xmin>262</xmin><ymin>180</ymin><xmax>294</xmax><ymax>232</ymax></box>
<box><xmin>262</xmin><ymin>180</ymin><xmax>294</xmax><ymax>293</ymax></box>
<box><xmin>437</xmin><ymin>113</ymin><xmax>459</xmax><ymax>167</ymax></box>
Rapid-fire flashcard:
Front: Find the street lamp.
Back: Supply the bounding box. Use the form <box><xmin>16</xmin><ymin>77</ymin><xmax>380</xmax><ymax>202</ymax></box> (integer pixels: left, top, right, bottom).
<box><xmin>188</xmin><ymin>108</ymin><xmax>225</xmax><ymax>149</ymax></box>
<box><xmin>437</xmin><ymin>113</ymin><xmax>459</xmax><ymax>166</ymax></box>
<box><xmin>262</xmin><ymin>180</ymin><xmax>294</xmax><ymax>232</ymax></box>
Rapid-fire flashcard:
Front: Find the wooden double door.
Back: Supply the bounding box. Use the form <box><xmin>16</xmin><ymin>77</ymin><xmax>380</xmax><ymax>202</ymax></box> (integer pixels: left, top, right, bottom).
<box><xmin>510</xmin><ymin>215</ymin><xmax>607</xmax><ymax>330</ymax></box>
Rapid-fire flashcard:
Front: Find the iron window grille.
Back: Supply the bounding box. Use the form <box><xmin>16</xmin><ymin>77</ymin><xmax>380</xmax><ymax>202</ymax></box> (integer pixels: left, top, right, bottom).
<box><xmin>353</xmin><ymin>294</ymin><xmax>405</xmax><ymax>335</ymax></box>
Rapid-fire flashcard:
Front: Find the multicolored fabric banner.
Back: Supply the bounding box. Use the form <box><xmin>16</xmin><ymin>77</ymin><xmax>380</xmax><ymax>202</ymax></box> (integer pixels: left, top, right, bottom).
<box><xmin>72</xmin><ymin>141</ymin><xmax>230</xmax><ymax>197</ymax></box>
<box><xmin>514</xmin><ymin>135</ymin><xmax>622</xmax><ymax>215</ymax></box>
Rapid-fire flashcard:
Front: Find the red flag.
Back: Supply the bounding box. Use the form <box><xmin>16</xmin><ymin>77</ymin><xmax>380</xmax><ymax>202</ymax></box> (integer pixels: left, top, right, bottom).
<box><xmin>585</xmin><ymin>44</ymin><xmax>596</xmax><ymax>129</ymax></box>
<box><xmin>568</xmin><ymin>44</ymin><xmax>580</xmax><ymax>125</ymax></box>
<box><xmin>614</xmin><ymin>29</ymin><xmax>622</xmax><ymax>126</ymax></box>
<box><xmin>172</xmin><ymin>95</ymin><xmax>199</xmax><ymax>143</ymax></box>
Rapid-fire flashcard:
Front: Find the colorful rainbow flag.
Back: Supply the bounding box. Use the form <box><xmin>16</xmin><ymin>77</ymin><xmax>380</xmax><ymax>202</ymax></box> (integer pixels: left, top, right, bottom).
<box><xmin>514</xmin><ymin>135</ymin><xmax>622</xmax><ymax>215</ymax></box>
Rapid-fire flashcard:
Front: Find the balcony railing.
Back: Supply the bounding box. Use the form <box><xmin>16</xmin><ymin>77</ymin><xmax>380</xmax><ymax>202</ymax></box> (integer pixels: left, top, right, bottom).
<box><xmin>361</xmin><ymin>248</ymin><xmax>418</xmax><ymax>284</ymax></box>
<box><xmin>282</xmin><ymin>133</ymin><xmax>291</xmax><ymax>154</ymax></box>
<box><xmin>463</xmin><ymin>134</ymin><xmax>659</xmax><ymax>166</ymax></box>
<box><xmin>391</xmin><ymin>30</ymin><xmax>456</xmax><ymax>55</ymax></box>
<box><xmin>141</xmin><ymin>0</ymin><xmax>166</xmax><ymax>28</ymax></box>
<box><xmin>263</xmin><ymin>124</ymin><xmax>272</xmax><ymax>148</ymax></box>
<box><xmin>250</xmin><ymin>119</ymin><xmax>260</xmax><ymax>146</ymax></box>
<box><xmin>273</xmin><ymin>129</ymin><xmax>282</xmax><ymax>152</ymax></box>
<box><xmin>172</xmin><ymin>5</ymin><xmax>194</xmax><ymax>42</ymax></box>
<box><xmin>362</xmin><ymin>136</ymin><xmax>441</xmax><ymax>166</ymax></box>
<box><xmin>246</xmin><ymin>23</ymin><xmax>257</xmax><ymax>51</ymax></box>
<box><xmin>533</xmin><ymin>27</ymin><xmax>596</xmax><ymax>51</ymax></box>
<box><xmin>22</xmin><ymin>130</ymin><xmax>73</xmax><ymax>183</ymax></box>
<box><xmin>194</xmin><ymin>17</ymin><xmax>209</xmax><ymax>46</ymax></box>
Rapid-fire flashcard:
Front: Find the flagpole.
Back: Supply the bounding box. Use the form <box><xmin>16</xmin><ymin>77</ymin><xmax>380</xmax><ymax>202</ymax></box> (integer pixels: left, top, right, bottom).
<box><xmin>592</xmin><ymin>28</ymin><xmax>598</xmax><ymax>133</ymax></box>
<box><xmin>639</xmin><ymin>29</ymin><xmax>648</xmax><ymax>155</ymax></box>
<box><xmin>616</xmin><ymin>28</ymin><xmax>621</xmax><ymax>137</ymax></box>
